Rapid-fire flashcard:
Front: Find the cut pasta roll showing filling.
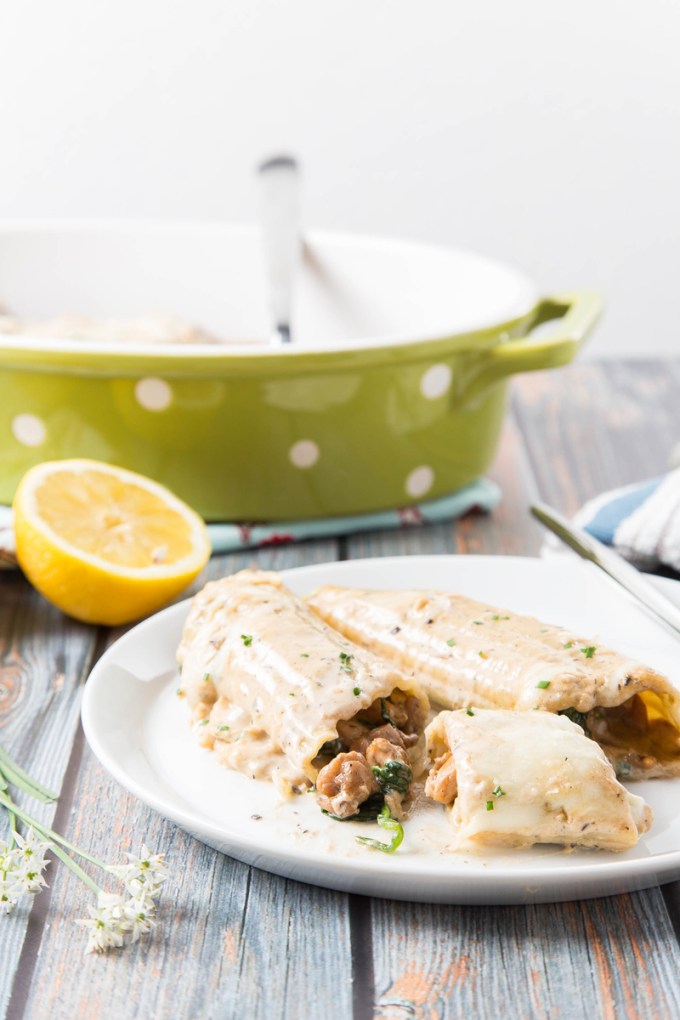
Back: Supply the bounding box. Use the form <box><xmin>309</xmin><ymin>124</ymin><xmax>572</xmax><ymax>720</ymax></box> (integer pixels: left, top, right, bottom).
<box><xmin>425</xmin><ymin>709</ymin><xmax>653</xmax><ymax>853</ymax></box>
<box><xmin>177</xmin><ymin>570</ymin><xmax>428</xmax><ymax>820</ymax></box>
<box><xmin>306</xmin><ymin>586</ymin><xmax>680</xmax><ymax>779</ymax></box>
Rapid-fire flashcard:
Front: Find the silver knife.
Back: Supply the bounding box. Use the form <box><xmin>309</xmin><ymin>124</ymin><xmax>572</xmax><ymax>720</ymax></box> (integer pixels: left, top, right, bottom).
<box><xmin>530</xmin><ymin>501</ymin><xmax>680</xmax><ymax>637</ymax></box>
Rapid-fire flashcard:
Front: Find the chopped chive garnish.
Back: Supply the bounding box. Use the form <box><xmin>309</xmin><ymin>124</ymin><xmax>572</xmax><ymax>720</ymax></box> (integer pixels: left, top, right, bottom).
<box><xmin>289</xmin><ymin>692</ymin><xmax>296</xmax><ymax>697</ymax></box>
<box><xmin>218</xmin><ymin>725</ymin><xmax>230</xmax><ymax>732</ymax></box>
<box><xmin>486</xmin><ymin>800</ymin><xmax>494</xmax><ymax>811</ymax></box>
<box><xmin>493</xmin><ymin>785</ymin><xmax>505</xmax><ymax>798</ymax></box>
<box><xmin>478</xmin><ymin>651</ymin><xmax>489</xmax><ymax>659</ymax></box>
<box><xmin>339</xmin><ymin>651</ymin><xmax>354</xmax><ymax>674</ymax></box>
<box><xmin>536</xmin><ymin>680</ymin><xmax>551</xmax><ymax>689</ymax></box>
<box><xmin>199</xmin><ymin>719</ymin><xmax>209</xmax><ymax>726</ymax></box>
<box><xmin>563</xmin><ymin>641</ymin><xmax>574</xmax><ymax>649</ymax></box>
<box><xmin>446</xmin><ymin>638</ymin><xmax>456</xmax><ymax>647</ymax></box>
<box><xmin>355</xmin><ymin>805</ymin><xmax>404</xmax><ymax>854</ymax></box>
<box><xmin>473</xmin><ymin>620</ymin><xmax>483</xmax><ymax>625</ymax></box>
<box><xmin>202</xmin><ymin>672</ymin><xmax>211</xmax><ymax>682</ymax></box>
<box><xmin>353</xmin><ymin>686</ymin><xmax>361</xmax><ymax>696</ymax></box>
<box><xmin>241</xmin><ymin>634</ymin><xmax>253</xmax><ymax>646</ymax></box>
<box><xmin>300</xmin><ymin>652</ymin><xmax>309</xmax><ymax>658</ymax></box>
<box><xmin>581</xmin><ymin>646</ymin><xmax>597</xmax><ymax>658</ymax></box>
<box><xmin>466</xmin><ymin>708</ymin><xmax>475</xmax><ymax>716</ymax></box>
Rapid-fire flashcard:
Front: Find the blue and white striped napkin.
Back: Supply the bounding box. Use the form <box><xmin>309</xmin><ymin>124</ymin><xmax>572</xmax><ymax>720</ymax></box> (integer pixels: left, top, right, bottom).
<box><xmin>575</xmin><ymin>468</ymin><xmax>680</xmax><ymax>574</ymax></box>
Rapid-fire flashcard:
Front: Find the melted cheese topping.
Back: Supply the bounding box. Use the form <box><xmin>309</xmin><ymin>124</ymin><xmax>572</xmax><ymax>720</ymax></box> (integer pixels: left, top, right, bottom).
<box><xmin>307</xmin><ymin>586</ymin><xmax>680</xmax><ymax>778</ymax></box>
<box><xmin>426</xmin><ymin>709</ymin><xmax>653</xmax><ymax>852</ymax></box>
<box><xmin>177</xmin><ymin>571</ymin><xmax>428</xmax><ymax>787</ymax></box>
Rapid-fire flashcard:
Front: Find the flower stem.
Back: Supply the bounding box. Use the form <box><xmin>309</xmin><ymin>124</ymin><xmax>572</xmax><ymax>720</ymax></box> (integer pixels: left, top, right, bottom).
<box><xmin>0</xmin><ymin>768</ymin><xmax>17</xmax><ymax>842</ymax></box>
<box><xmin>0</xmin><ymin>747</ymin><xmax>58</xmax><ymax>802</ymax></box>
<box><xmin>47</xmin><ymin>841</ymin><xmax>101</xmax><ymax>896</ymax></box>
<box><xmin>0</xmin><ymin>791</ymin><xmax>109</xmax><ymax>871</ymax></box>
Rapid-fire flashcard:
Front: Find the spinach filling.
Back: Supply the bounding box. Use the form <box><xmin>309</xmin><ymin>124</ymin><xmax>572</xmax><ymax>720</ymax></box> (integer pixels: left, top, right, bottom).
<box><xmin>371</xmin><ymin>759</ymin><xmax>413</xmax><ymax>795</ymax></box>
<box><xmin>322</xmin><ymin>759</ymin><xmax>413</xmax><ymax>822</ymax></box>
<box><xmin>558</xmin><ymin>707</ymin><xmax>591</xmax><ymax>737</ymax></box>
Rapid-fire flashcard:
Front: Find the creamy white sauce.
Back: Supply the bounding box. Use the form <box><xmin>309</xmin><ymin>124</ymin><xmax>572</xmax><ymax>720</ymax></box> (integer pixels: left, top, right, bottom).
<box><xmin>177</xmin><ymin>570</ymin><xmax>427</xmax><ymax>784</ymax></box>
<box><xmin>176</xmin><ymin>572</ymin><xmax>664</xmax><ymax>855</ymax></box>
<box><xmin>307</xmin><ymin>585</ymin><xmax>680</xmax><ymax>777</ymax></box>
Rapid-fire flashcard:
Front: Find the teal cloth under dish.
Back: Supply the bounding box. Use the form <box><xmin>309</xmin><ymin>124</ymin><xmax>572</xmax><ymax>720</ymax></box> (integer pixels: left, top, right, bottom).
<box><xmin>0</xmin><ymin>477</ymin><xmax>501</xmax><ymax>568</ymax></box>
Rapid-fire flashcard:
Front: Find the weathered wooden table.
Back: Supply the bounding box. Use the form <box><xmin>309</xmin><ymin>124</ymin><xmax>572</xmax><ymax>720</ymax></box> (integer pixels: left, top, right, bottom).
<box><xmin>2</xmin><ymin>359</ymin><xmax>680</xmax><ymax>1020</ymax></box>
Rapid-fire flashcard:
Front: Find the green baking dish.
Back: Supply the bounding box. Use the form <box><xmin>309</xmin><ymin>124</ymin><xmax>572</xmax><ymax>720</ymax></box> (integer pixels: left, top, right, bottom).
<box><xmin>0</xmin><ymin>223</ymin><xmax>601</xmax><ymax>520</ymax></box>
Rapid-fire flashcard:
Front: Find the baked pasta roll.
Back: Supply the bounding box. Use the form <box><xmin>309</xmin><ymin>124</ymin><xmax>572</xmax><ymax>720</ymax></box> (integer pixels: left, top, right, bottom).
<box><xmin>306</xmin><ymin>586</ymin><xmax>680</xmax><ymax>779</ymax></box>
<box><xmin>425</xmin><ymin>709</ymin><xmax>653</xmax><ymax>852</ymax></box>
<box><xmin>177</xmin><ymin>570</ymin><xmax>428</xmax><ymax>820</ymax></box>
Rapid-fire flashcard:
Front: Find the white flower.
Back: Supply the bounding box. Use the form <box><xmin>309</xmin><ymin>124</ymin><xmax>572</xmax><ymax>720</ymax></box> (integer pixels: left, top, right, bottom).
<box><xmin>0</xmin><ymin>841</ymin><xmax>24</xmax><ymax>914</ymax></box>
<box><xmin>0</xmin><ymin>839</ymin><xmax>14</xmax><ymax>873</ymax></box>
<box><xmin>0</xmin><ymin>868</ymin><xmax>21</xmax><ymax>914</ymax></box>
<box><xmin>76</xmin><ymin>892</ymin><xmax>128</xmax><ymax>954</ymax></box>
<box><xmin>0</xmin><ymin>885</ymin><xmax>20</xmax><ymax>914</ymax></box>
<box><xmin>11</xmin><ymin>829</ymin><xmax>50</xmax><ymax>894</ymax></box>
<box><xmin>75</xmin><ymin>844</ymin><xmax>168</xmax><ymax>953</ymax></box>
<box><xmin>124</xmin><ymin>876</ymin><xmax>164</xmax><ymax>905</ymax></box>
<box><xmin>108</xmin><ymin>844</ymin><xmax>169</xmax><ymax>898</ymax></box>
<box><xmin>121</xmin><ymin>894</ymin><xmax>157</xmax><ymax>944</ymax></box>
<box><xmin>12</xmin><ymin>827</ymin><xmax>49</xmax><ymax>864</ymax></box>
<box><xmin>0</xmin><ymin>830</ymin><xmax>50</xmax><ymax>909</ymax></box>
<box><xmin>76</xmin><ymin>888</ymin><xmax>160</xmax><ymax>953</ymax></box>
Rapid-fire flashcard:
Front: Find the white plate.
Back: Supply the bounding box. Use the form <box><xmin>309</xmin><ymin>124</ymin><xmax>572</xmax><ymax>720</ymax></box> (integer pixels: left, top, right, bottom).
<box><xmin>81</xmin><ymin>555</ymin><xmax>680</xmax><ymax>905</ymax></box>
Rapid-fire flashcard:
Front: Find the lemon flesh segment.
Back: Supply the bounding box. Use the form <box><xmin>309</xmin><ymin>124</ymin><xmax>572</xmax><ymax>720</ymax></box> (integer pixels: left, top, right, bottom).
<box><xmin>33</xmin><ymin>468</ymin><xmax>197</xmax><ymax>569</ymax></box>
<box><xmin>13</xmin><ymin>460</ymin><xmax>211</xmax><ymax>626</ymax></box>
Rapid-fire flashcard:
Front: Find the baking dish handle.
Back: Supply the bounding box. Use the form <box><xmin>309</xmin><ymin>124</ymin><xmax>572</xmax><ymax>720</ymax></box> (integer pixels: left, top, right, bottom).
<box><xmin>460</xmin><ymin>291</ymin><xmax>603</xmax><ymax>400</ymax></box>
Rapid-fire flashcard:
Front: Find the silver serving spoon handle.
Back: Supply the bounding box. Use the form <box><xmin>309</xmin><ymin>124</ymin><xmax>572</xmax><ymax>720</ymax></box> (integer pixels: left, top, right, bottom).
<box><xmin>257</xmin><ymin>154</ymin><xmax>300</xmax><ymax>346</ymax></box>
<box><xmin>531</xmin><ymin>501</ymin><xmax>680</xmax><ymax>637</ymax></box>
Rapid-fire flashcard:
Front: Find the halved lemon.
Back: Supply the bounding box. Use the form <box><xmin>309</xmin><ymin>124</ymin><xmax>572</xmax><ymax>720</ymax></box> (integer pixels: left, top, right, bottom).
<box><xmin>13</xmin><ymin>459</ymin><xmax>211</xmax><ymax>625</ymax></box>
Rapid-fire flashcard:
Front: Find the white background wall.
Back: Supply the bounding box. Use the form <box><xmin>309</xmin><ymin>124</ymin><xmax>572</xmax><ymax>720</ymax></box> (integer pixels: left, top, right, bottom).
<box><xmin>1</xmin><ymin>0</ymin><xmax>678</xmax><ymax>357</ymax></box>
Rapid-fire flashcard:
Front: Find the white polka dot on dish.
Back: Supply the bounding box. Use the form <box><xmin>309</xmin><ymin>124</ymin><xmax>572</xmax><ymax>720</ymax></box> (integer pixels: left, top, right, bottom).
<box><xmin>405</xmin><ymin>465</ymin><xmax>434</xmax><ymax>499</ymax></box>
<box><xmin>420</xmin><ymin>363</ymin><xmax>452</xmax><ymax>400</ymax></box>
<box><xmin>289</xmin><ymin>440</ymin><xmax>320</xmax><ymax>469</ymax></box>
<box><xmin>11</xmin><ymin>413</ymin><xmax>47</xmax><ymax>447</ymax></box>
<box><xmin>135</xmin><ymin>377</ymin><xmax>173</xmax><ymax>412</ymax></box>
